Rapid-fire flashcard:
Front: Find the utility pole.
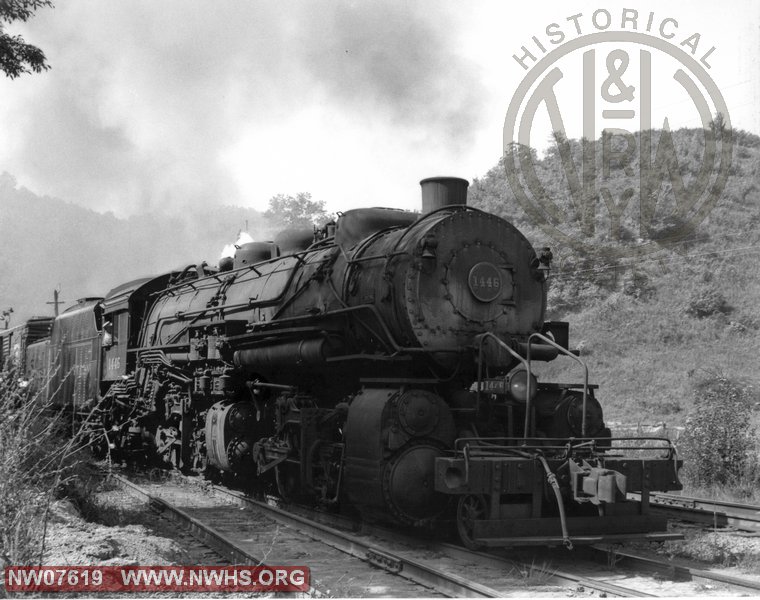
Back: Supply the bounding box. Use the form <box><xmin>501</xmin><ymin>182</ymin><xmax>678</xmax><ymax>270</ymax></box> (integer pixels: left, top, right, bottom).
<box><xmin>46</xmin><ymin>288</ymin><xmax>65</xmax><ymax>317</ymax></box>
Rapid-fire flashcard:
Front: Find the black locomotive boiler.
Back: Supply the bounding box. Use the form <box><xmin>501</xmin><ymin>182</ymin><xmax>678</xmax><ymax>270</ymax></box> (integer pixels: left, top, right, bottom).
<box><xmin>5</xmin><ymin>177</ymin><xmax>682</xmax><ymax>548</ymax></box>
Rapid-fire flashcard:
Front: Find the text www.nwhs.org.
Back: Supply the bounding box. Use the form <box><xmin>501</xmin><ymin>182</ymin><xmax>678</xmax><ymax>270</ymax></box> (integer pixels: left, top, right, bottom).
<box><xmin>4</xmin><ymin>566</ymin><xmax>310</xmax><ymax>592</ymax></box>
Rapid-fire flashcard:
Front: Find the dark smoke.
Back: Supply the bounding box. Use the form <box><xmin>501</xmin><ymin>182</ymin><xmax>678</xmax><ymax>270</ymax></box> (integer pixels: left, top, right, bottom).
<box><xmin>4</xmin><ymin>0</ymin><xmax>485</xmax><ymax>215</ymax></box>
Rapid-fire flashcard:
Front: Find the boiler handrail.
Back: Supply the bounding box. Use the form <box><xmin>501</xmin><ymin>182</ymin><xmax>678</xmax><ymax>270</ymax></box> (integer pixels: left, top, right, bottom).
<box><xmin>476</xmin><ymin>332</ymin><xmax>533</xmax><ymax>441</ymax></box>
<box><xmin>527</xmin><ymin>332</ymin><xmax>589</xmax><ymax>436</ymax></box>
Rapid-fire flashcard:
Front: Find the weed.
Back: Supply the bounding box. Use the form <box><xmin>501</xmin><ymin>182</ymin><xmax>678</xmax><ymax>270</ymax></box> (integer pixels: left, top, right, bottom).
<box><xmin>63</xmin><ymin>478</ymin><xmax>148</xmax><ymax>528</ymax></box>
<box><xmin>510</xmin><ymin>558</ymin><xmax>557</xmax><ymax>586</ymax></box>
<box><xmin>0</xmin><ymin>367</ymin><xmax>93</xmax><ymax>565</ymax></box>
<box><xmin>680</xmin><ymin>482</ymin><xmax>760</xmax><ymax>505</ymax></box>
<box><xmin>678</xmin><ymin>373</ymin><xmax>758</xmax><ymax>487</ymax></box>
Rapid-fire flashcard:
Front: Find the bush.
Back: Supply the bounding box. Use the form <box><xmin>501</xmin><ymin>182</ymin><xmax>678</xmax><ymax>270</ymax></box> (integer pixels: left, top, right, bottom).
<box><xmin>685</xmin><ymin>288</ymin><xmax>728</xmax><ymax>318</ymax></box>
<box><xmin>0</xmin><ymin>368</ymin><xmax>89</xmax><ymax>565</ymax></box>
<box><xmin>622</xmin><ymin>270</ymin><xmax>655</xmax><ymax>301</ymax></box>
<box><xmin>679</xmin><ymin>375</ymin><xmax>758</xmax><ymax>487</ymax></box>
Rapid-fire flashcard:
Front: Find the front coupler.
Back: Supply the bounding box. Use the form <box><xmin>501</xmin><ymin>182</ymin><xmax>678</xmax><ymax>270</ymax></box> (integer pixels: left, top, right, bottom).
<box><xmin>435</xmin><ymin>437</ymin><xmax>682</xmax><ymax>548</ymax></box>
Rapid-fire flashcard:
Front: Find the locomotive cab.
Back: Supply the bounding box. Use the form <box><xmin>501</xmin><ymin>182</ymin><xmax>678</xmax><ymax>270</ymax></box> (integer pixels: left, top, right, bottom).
<box><xmin>100</xmin><ymin>273</ymin><xmax>174</xmax><ymax>382</ymax></box>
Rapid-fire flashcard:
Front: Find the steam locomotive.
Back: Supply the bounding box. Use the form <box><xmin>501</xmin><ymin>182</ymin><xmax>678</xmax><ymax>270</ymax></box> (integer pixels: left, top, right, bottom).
<box><xmin>1</xmin><ymin>177</ymin><xmax>682</xmax><ymax>548</ymax></box>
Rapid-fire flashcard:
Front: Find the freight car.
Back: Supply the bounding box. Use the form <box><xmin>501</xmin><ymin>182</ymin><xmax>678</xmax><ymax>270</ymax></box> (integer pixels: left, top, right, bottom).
<box><xmin>4</xmin><ymin>177</ymin><xmax>682</xmax><ymax>548</ymax></box>
<box><xmin>0</xmin><ymin>316</ymin><xmax>53</xmax><ymax>393</ymax></box>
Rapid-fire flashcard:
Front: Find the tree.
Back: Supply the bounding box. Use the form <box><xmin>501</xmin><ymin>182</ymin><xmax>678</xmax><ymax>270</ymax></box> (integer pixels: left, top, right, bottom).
<box><xmin>264</xmin><ymin>192</ymin><xmax>328</xmax><ymax>230</ymax></box>
<box><xmin>0</xmin><ymin>0</ymin><xmax>53</xmax><ymax>79</ymax></box>
<box><xmin>709</xmin><ymin>112</ymin><xmax>727</xmax><ymax>135</ymax></box>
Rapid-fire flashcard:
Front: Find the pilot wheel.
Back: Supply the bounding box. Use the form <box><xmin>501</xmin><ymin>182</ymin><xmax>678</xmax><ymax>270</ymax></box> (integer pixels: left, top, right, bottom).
<box><xmin>456</xmin><ymin>494</ymin><xmax>489</xmax><ymax>550</ymax></box>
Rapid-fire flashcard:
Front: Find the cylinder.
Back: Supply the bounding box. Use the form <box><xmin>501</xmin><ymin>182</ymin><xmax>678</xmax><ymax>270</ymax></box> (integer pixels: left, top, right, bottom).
<box><xmin>233</xmin><ymin>337</ymin><xmax>343</xmax><ymax>371</ymax></box>
<box><xmin>163</xmin><ymin>352</ymin><xmax>194</xmax><ymax>363</ymax></box>
<box><xmin>516</xmin><ymin>342</ymin><xmax>559</xmax><ymax>361</ymax></box>
<box><xmin>420</xmin><ymin>177</ymin><xmax>469</xmax><ymax>214</ymax></box>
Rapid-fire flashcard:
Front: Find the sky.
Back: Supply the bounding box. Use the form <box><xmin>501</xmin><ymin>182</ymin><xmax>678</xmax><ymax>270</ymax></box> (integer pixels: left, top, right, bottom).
<box><xmin>0</xmin><ymin>0</ymin><xmax>757</xmax><ymax>217</ymax></box>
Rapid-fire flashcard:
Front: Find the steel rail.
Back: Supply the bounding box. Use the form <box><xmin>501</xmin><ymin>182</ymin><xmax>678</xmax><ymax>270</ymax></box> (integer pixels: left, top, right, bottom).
<box><xmin>112</xmin><ymin>474</ymin><xmax>501</xmax><ymax>597</ymax></box>
<box><xmin>208</xmin><ymin>485</ymin><xmax>504</xmax><ymax>598</ymax></box>
<box><xmin>589</xmin><ymin>545</ymin><xmax>760</xmax><ymax>594</ymax></box>
<box><xmin>436</xmin><ymin>542</ymin><xmax>655</xmax><ymax>598</ymax></box>
<box><xmin>210</xmin><ymin>484</ymin><xmax>654</xmax><ymax>598</ymax></box>
<box><xmin>117</xmin><ymin>472</ymin><xmax>760</xmax><ymax>597</ymax></box>
<box><xmin>630</xmin><ymin>492</ymin><xmax>760</xmax><ymax>533</ymax></box>
<box><xmin>109</xmin><ymin>474</ymin><xmax>323</xmax><ymax>596</ymax></box>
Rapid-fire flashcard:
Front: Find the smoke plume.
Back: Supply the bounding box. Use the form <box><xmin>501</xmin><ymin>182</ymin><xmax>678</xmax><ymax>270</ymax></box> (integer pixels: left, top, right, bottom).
<box><xmin>0</xmin><ymin>1</ymin><xmax>485</xmax><ymax>215</ymax></box>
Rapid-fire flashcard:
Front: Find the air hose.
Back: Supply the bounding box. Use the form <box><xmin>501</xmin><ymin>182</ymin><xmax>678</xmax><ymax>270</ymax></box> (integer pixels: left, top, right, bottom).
<box><xmin>471</xmin><ymin>445</ymin><xmax>573</xmax><ymax>549</ymax></box>
<box><xmin>535</xmin><ymin>453</ymin><xmax>572</xmax><ymax>549</ymax></box>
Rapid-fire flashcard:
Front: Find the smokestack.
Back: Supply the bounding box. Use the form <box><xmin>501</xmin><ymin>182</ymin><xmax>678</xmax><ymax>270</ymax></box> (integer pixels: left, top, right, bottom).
<box><xmin>420</xmin><ymin>177</ymin><xmax>469</xmax><ymax>215</ymax></box>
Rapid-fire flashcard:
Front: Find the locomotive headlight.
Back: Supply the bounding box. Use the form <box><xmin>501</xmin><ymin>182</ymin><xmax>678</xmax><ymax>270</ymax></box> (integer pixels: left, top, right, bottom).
<box><xmin>508</xmin><ymin>369</ymin><xmax>538</xmax><ymax>403</ymax></box>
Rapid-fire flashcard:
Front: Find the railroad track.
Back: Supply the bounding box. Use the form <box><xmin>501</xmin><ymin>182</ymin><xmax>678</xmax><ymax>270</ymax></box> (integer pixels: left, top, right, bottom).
<box><xmin>109</xmin><ymin>473</ymin><xmax>491</xmax><ymax>597</ymax></box>
<box><xmin>636</xmin><ymin>492</ymin><xmax>760</xmax><ymax>533</ymax></box>
<box><xmin>110</xmin><ymin>471</ymin><xmax>649</xmax><ymax>597</ymax></box>
<box><xmin>109</xmin><ymin>471</ymin><xmax>760</xmax><ymax>597</ymax></box>
<box><xmin>212</xmin><ymin>483</ymin><xmax>760</xmax><ymax>596</ymax></box>
<box><xmin>208</xmin><ymin>482</ymin><xmax>652</xmax><ymax>598</ymax></box>
<box><xmin>219</xmin><ymin>485</ymin><xmax>760</xmax><ymax>597</ymax></box>
<box><xmin>586</xmin><ymin>545</ymin><xmax>760</xmax><ymax>595</ymax></box>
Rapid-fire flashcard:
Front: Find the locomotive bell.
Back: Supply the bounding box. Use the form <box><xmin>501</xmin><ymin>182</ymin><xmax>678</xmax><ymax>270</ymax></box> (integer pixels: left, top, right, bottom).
<box><xmin>420</xmin><ymin>176</ymin><xmax>468</xmax><ymax>214</ymax></box>
<box><xmin>218</xmin><ymin>256</ymin><xmax>234</xmax><ymax>272</ymax></box>
<box><xmin>219</xmin><ymin>243</ymin><xmax>236</xmax><ymax>272</ymax></box>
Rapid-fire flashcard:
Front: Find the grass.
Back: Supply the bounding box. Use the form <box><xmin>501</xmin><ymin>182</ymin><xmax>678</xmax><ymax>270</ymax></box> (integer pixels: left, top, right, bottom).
<box><xmin>0</xmin><ymin>367</ymin><xmax>94</xmax><ymax>565</ymax></box>
<box><xmin>666</xmin><ymin>530</ymin><xmax>760</xmax><ymax>572</ymax></box>
<box><xmin>508</xmin><ymin>558</ymin><xmax>557</xmax><ymax>587</ymax></box>
<box><xmin>61</xmin><ymin>473</ymin><xmax>139</xmax><ymax>527</ymax></box>
<box><xmin>678</xmin><ymin>483</ymin><xmax>760</xmax><ymax>505</ymax></box>
<box><xmin>535</xmin><ymin>275</ymin><xmax>760</xmax><ymax>425</ymax></box>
